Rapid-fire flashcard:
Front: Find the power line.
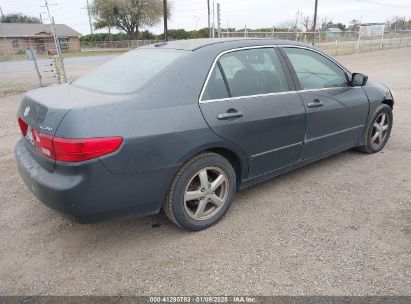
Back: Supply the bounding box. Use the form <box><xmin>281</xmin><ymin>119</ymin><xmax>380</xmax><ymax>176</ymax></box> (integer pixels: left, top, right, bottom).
<box><xmin>172</xmin><ymin>0</ymin><xmax>246</xmax><ymax>15</ymax></box>
<box><xmin>354</xmin><ymin>0</ymin><xmax>411</xmax><ymax>8</ymax></box>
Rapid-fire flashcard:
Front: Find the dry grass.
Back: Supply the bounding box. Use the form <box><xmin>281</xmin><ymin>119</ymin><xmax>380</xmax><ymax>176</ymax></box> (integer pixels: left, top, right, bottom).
<box><xmin>0</xmin><ymin>82</ymin><xmax>36</xmax><ymax>97</ymax></box>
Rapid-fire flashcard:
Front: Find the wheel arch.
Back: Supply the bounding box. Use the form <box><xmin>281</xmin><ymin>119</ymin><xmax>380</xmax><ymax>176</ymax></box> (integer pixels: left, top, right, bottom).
<box><xmin>382</xmin><ymin>99</ymin><xmax>394</xmax><ymax>109</ymax></box>
<box><xmin>205</xmin><ymin>147</ymin><xmax>244</xmax><ymax>187</ymax></box>
<box><xmin>177</xmin><ymin>143</ymin><xmax>249</xmax><ymax>187</ymax></box>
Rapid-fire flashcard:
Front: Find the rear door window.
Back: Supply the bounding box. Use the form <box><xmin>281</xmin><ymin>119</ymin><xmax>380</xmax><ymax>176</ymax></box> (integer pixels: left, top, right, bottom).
<box><xmin>218</xmin><ymin>48</ymin><xmax>289</xmax><ymax>98</ymax></box>
<box><xmin>73</xmin><ymin>49</ymin><xmax>184</xmax><ymax>94</ymax></box>
<box><xmin>201</xmin><ymin>65</ymin><xmax>230</xmax><ymax>101</ymax></box>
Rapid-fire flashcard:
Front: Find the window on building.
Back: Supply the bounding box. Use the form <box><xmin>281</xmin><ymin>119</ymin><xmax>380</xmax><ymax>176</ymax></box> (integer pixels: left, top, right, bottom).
<box><xmin>11</xmin><ymin>39</ymin><xmax>19</xmax><ymax>49</ymax></box>
<box><xmin>59</xmin><ymin>38</ymin><xmax>69</xmax><ymax>49</ymax></box>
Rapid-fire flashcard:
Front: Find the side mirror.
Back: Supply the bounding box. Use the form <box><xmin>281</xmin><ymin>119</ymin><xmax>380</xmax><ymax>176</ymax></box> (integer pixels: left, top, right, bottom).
<box><xmin>351</xmin><ymin>73</ymin><xmax>368</xmax><ymax>87</ymax></box>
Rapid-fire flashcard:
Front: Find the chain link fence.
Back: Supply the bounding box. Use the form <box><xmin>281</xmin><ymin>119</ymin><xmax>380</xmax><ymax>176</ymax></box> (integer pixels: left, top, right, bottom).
<box><xmin>222</xmin><ymin>30</ymin><xmax>411</xmax><ymax>56</ymax></box>
<box><xmin>1</xmin><ymin>31</ymin><xmax>410</xmax><ymax>61</ymax></box>
<box><xmin>80</xmin><ymin>39</ymin><xmax>157</xmax><ymax>51</ymax></box>
<box><xmin>0</xmin><ymin>39</ymin><xmax>157</xmax><ymax>61</ymax></box>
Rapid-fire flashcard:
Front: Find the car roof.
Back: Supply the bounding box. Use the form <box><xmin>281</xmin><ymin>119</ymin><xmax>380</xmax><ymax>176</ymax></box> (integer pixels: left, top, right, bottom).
<box><xmin>143</xmin><ymin>38</ymin><xmax>311</xmax><ymax>51</ymax></box>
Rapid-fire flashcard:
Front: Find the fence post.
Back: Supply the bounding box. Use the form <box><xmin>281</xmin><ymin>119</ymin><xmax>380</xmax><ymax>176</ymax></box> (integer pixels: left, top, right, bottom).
<box><xmin>335</xmin><ymin>39</ymin><xmax>339</xmax><ymax>56</ymax></box>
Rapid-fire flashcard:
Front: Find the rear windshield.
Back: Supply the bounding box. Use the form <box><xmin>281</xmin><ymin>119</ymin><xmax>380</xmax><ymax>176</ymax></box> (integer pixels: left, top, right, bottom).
<box><xmin>72</xmin><ymin>49</ymin><xmax>184</xmax><ymax>94</ymax></box>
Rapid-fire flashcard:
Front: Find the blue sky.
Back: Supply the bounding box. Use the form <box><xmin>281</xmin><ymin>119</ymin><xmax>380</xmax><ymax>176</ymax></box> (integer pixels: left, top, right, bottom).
<box><xmin>1</xmin><ymin>0</ymin><xmax>410</xmax><ymax>35</ymax></box>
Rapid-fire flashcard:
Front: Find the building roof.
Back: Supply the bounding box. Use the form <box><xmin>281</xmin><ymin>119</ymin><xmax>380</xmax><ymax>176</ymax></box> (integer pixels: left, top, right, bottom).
<box><xmin>0</xmin><ymin>23</ymin><xmax>82</xmax><ymax>38</ymax></box>
<box><xmin>326</xmin><ymin>28</ymin><xmax>343</xmax><ymax>32</ymax></box>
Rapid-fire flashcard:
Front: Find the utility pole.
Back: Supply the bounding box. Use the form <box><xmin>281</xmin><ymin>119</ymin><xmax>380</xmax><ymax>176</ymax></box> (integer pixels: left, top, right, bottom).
<box><xmin>207</xmin><ymin>0</ymin><xmax>211</xmax><ymax>38</ymax></box>
<box><xmin>43</xmin><ymin>0</ymin><xmax>67</xmax><ymax>82</ymax></box>
<box><xmin>312</xmin><ymin>0</ymin><xmax>319</xmax><ymax>46</ymax></box>
<box><xmin>51</xmin><ymin>17</ymin><xmax>67</xmax><ymax>83</ymax></box>
<box><xmin>217</xmin><ymin>3</ymin><xmax>221</xmax><ymax>38</ymax></box>
<box><xmin>86</xmin><ymin>0</ymin><xmax>93</xmax><ymax>34</ymax></box>
<box><xmin>212</xmin><ymin>1</ymin><xmax>215</xmax><ymax>38</ymax></box>
<box><xmin>39</xmin><ymin>13</ymin><xmax>43</xmax><ymax>24</ymax></box>
<box><xmin>163</xmin><ymin>0</ymin><xmax>168</xmax><ymax>41</ymax></box>
<box><xmin>295</xmin><ymin>9</ymin><xmax>300</xmax><ymax>41</ymax></box>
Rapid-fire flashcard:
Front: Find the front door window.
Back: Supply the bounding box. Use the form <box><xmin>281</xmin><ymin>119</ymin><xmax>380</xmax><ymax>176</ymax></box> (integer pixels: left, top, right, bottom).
<box><xmin>283</xmin><ymin>47</ymin><xmax>348</xmax><ymax>90</ymax></box>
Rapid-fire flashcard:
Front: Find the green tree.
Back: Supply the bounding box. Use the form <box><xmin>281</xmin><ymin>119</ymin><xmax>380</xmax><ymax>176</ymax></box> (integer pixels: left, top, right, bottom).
<box><xmin>140</xmin><ymin>30</ymin><xmax>155</xmax><ymax>39</ymax></box>
<box><xmin>348</xmin><ymin>19</ymin><xmax>361</xmax><ymax>31</ymax></box>
<box><xmin>0</xmin><ymin>13</ymin><xmax>40</xmax><ymax>24</ymax></box>
<box><xmin>188</xmin><ymin>27</ymin><xmax>209</xmax><ymax>39</ymax></box>
<box><xmin>322</xmin><ymin>21</ymin><xmax>346</xmax><ymax>31</ymax></box>
<box><xmin>91</xmin><ymin>0</ymin><xmax>168</xmax><ymax>40</ymax></box>
<box><xmin>80</xmin><ymin>32</ymin><xmax>130</xmax><ymax>42</ymax></box>
<box><xmin>167</xmin><ymin>29</ymin><xmax>190</xmax><ymax>40</ymax></box>
<box><xmin>196</xmin><ymin>27</ymin><xmax>211</xmax><ymax>38</ymax></box>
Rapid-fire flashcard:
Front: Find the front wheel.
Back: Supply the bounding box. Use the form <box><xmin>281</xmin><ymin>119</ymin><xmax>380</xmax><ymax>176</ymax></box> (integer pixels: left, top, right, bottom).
<box><xmin>358</xmin><ymin>103</ymin><xmax>393</xmax><ymax>154</ymax></box>
<box><xmin>163</xmin><ymin>152</ymin><xmax>236</xmax><ymax>231</ymax></box>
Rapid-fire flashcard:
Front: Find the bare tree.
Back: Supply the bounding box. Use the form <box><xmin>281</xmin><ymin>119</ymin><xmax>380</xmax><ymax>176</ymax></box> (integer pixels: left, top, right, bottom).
<box><xmin>320</xmin><ymin>16</ymin><xmax>331</xmax><ymax>30</ymax></box>
<box><xmin>277</xmin><ymin>19</ymin><xmax>299</xmax><ymax>32</ymax></box>
<box><xmin>387</xmin><ymin>16</ymin><xmax>410</xmax><ymax>31</ymax></box>
<box><xmin>301</xmin><ymin>16</ymin><xmax>313</xmax><ymax>32</ymax></box>
<box><xmin>349</xmin><ymin>19</ymin><xmax>361</xmax><ymax>31</ymax></box>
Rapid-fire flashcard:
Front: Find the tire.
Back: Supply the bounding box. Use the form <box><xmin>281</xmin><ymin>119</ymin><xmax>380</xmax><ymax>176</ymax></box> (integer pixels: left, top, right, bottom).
<box><xmin>358</xmin><ymin>103</ymin><xmax>393</xmax><ymax>154</ymax></box>
<box><xmin>163</xmin><ymin>152</ymin><xmax>236</xmax><ymax>231</ymax></box>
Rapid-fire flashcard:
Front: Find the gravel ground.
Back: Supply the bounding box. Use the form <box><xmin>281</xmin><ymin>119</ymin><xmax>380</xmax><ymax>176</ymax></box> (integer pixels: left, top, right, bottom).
<box><xmin>0</xmin><ymin>47</ymin><xmax>410</xmax><ymax>296</ymax></box>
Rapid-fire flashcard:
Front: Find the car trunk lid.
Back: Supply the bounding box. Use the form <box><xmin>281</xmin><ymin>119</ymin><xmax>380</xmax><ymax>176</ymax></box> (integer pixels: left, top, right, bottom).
<box><xmin>17</xmin><ymin>84</ymin><xmax>126</xmax><ymax>171</ymax></box>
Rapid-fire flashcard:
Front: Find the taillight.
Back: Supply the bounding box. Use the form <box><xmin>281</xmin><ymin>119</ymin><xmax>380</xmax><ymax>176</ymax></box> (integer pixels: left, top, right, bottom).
<box><xmin>52</xmin><ymin>136</ymin><xmax>123</xmax><ymax>162</ymax></box>
<box><xmin>18</xmin><ymin>117</ymin><xmax>122</xmax><ymax>162</ymax></box>
<box><xmin>18</xmin><ymin>117</ymin><xmax>28</xmax><ymax>136</ymax></box>
<box><xmin>32</xmin><ymin>129</ymin><xmax>54</xmax><ymax>159</ymax></box>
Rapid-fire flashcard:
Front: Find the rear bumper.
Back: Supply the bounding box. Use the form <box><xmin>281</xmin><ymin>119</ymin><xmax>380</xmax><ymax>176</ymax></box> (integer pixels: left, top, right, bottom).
<box><xmin>15</xmin><ymin>139</ymin><xmax>178</xmax><ymax>222</ymax></box>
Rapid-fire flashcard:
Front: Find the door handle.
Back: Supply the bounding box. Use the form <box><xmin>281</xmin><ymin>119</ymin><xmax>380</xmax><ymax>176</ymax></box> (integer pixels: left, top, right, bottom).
<box><xmin>217</xmin><ymin>110</ymin><xmax>244</xmax><ymax>120</ymax></box>
<box><xmin>307</xmin><ymin>99</ymin><xmax>324</xmax><ymax>108</ymax></box>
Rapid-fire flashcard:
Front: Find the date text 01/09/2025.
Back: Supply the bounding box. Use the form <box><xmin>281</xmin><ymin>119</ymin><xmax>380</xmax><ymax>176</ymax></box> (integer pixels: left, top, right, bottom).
<box><xmin>149</xmin><ymin>296</ymin><xmax>257</xmax><ymax>303</ymax></box>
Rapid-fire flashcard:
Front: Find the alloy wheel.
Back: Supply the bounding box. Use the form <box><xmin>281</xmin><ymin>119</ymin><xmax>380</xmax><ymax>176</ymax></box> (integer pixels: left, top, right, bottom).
<box><xmin>370</xmin><ymin>112</ymin><xmax>390</xmax><ymax>150</ymax></box>
<box><xmin>184</xmin><ymin>166</ymin><xmax>229</xmax><ymax>221</ymax></box>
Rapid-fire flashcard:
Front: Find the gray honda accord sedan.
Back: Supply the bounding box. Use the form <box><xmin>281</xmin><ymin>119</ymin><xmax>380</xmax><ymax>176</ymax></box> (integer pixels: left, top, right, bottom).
<box><xmin>15</xmin><ymin>39</ymin><xmax>394</xmax><ymax>230</ymax></box>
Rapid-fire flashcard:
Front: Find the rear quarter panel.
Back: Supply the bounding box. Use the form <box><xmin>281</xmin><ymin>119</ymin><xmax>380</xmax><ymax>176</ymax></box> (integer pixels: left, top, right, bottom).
<box><xmin>55</xmin><ymin>49</ymin><xmax>249</xmax><ymax>178</ymax></box>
